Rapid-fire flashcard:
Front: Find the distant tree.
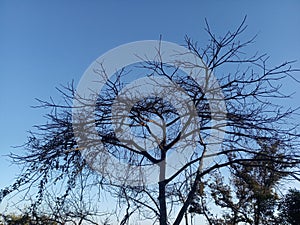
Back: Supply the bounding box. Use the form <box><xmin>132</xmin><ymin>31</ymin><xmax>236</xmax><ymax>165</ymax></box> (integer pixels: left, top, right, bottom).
<box><xmin>1</xmin><ymin>17</ymin><xmax>300</xmax><ymax>225</ymax></box>
<box><xmin>191</xmin><ymin>139</ymin><xmax>288</xmax><ymax>225</ymax></box>
<box><xmin>278</xmin><ymin>189</ymin><xmax>300</xmax><ymax>225</ymax></box>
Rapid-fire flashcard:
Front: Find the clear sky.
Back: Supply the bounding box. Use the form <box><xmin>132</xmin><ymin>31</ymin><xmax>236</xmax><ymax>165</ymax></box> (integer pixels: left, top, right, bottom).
<box><xmin>1</xmin><ymin>0</ymin><xmax>300</xmax><ymax>221</ymax></box>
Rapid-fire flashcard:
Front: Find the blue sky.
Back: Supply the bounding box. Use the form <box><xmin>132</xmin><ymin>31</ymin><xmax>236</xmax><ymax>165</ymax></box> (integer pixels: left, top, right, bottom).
<box><xmin>1</xmin><ymin>0</ymin><xmax>300</xmax><ymax>219</ymax></box>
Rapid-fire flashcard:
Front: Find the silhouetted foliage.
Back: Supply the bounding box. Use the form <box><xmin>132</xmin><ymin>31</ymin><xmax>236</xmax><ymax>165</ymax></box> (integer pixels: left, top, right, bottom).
<box><xmin>189</xmin><ymin>140</ymin><xmax>290</xmax><ymax>224</ymax></box>
<box><xmin>279</xmin><ymin>189</ymin><xmax>300</xmax><ymax>225</ymax></box>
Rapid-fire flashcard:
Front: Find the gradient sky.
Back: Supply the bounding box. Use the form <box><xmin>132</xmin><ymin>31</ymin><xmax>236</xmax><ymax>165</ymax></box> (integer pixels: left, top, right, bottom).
<box><xmin>1</xmin><ymin>0</ymin><xmax>300</xmax><ymax>221</ymax></box>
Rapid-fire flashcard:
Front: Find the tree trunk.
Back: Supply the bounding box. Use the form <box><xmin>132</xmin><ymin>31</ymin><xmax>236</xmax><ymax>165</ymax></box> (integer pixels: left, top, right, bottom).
<box><xmin>174</xmin><ymin>156</ymin><xmax>205</xmax><ymax>225</ymax></box>
<box><xmin>173</xmin><ymin>172</ymin><xmax>202</xmax><ymax>225</ymax></box>
<box><xmin>185</xmin><ymin>212</ymin><xmax>188</xmax><ymax>225</ymax></box>
<box><xmin>158</xmin><ymin>181</ymin><xmax>167</xmax><ymax>225</ymax></box>
<box><xmin>254</xmin><ymin>202</ymin><xmax>260</xmax><ymax>225</ymax></box>
<box><xmin>158</xmin><ymin>159</ymin><xmax>167</xmax><ymax>225</ymax></box>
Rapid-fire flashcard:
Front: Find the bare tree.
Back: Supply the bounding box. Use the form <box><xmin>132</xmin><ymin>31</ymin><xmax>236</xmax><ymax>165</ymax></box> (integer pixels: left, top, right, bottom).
<box><xmin>1</xmin><ymin>17</ymin><xmax>300</xmax><ymax>225</ymax></box>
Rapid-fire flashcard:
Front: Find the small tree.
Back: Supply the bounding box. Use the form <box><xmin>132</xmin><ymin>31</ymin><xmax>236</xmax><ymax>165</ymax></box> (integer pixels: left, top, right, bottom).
<box><xmin>192</xmin><ymin>140</ymin><xmax>288</xmax><ymax>224</ymax></box>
